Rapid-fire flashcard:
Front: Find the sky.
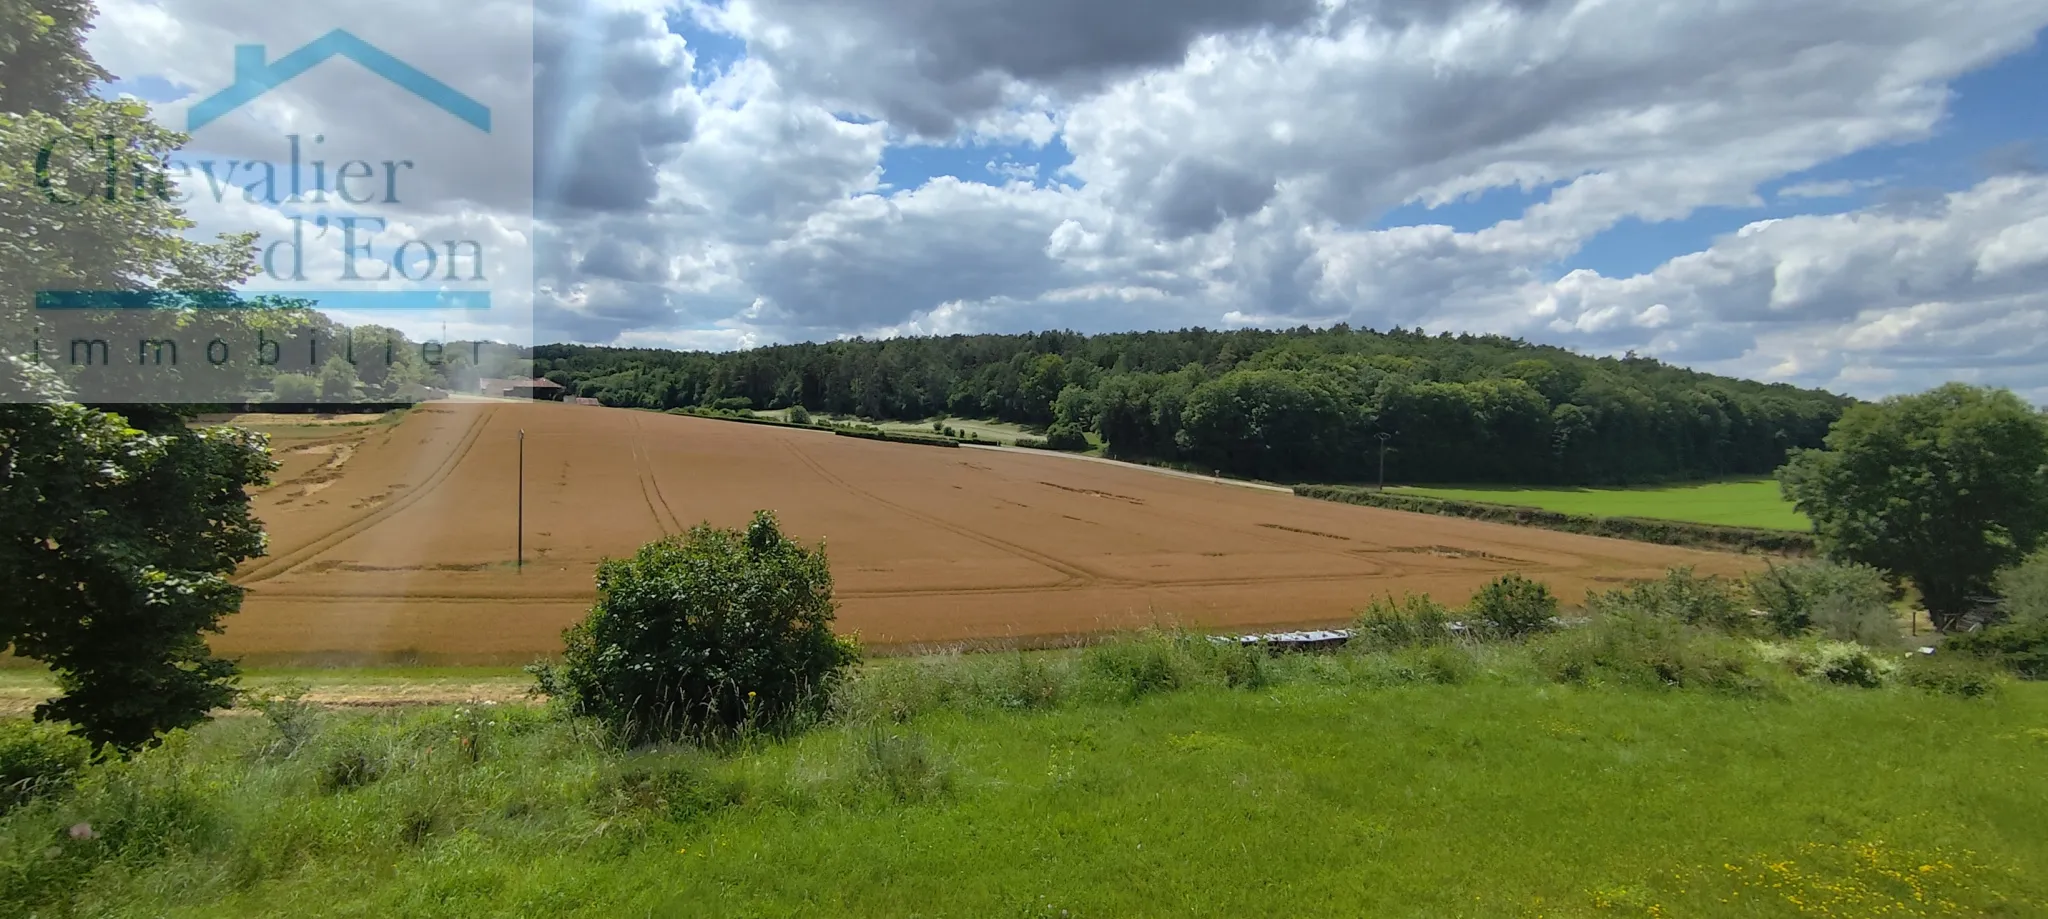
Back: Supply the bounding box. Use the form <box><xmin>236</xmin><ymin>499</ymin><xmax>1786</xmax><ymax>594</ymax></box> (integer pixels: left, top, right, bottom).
<box><xmin>85</xmin><ymin>0</ymin><xmax>2048</xmax><ymax>400</ymax></box>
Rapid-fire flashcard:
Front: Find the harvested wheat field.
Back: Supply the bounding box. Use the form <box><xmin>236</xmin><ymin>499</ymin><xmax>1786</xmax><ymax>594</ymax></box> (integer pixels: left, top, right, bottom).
<box><xmin>220</xmin><ymin>402</ymin><xmax>1761</xmax><ymax>663</ymax></box>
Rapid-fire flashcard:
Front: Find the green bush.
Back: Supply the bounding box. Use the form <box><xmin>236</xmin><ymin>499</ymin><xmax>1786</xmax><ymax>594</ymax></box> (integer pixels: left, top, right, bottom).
<box><xmin>1351</xmin><ymin>593</ymin><xmax>1455</xmax><ymax>651</ymax></box>
<box><xmin>1943</xmin><ymin>618</ymin><xmax>2048</xmax><ymax>680</ymax></box>
<box><xmin>1748</xmin><ymin>561</ymin><xmax>1897</xmax><ymax>644</ymax></box>
<box><xmin>1994</xmin><ymin>549</ymin><xmax>2048</xmax><ymax>625</ymax></box>
<box><xmin>1044</xmin><ymin>423</ymin><xmax>1089</xmax><ymax>452</ymax></box>
<box><xmin>1531</xmin><ymin>612</ymin><xmax>1773</xmax><ymax>696</ymax></box>
<box><xmin>1588</xmin><ymin>567</ymin><xmax>1752</xmax><ymax>634</ymax></box>
<box><xmin>546</xmin><ymin>511</ymin><xmax>859</xmax><ymax>743</ymax></box>
<box><xmin>0</xmin><ymin>720</ymin><xmax>94</xmax><ymax>814</ymax></box>
<box><xmin>785</xmin><ymin>405</ymin><xmax>812</xmax><ymax>425</ymax></box>
<box><xmin>1467</xmin><ymin>573</ymin><xmax>1558</xmax><ymax>638</ymax></box>
<box><xmin>1755</xmin><ymin>640</ymin><xmax>1899</xmax><ymax>688</ymax></box>
<box><xmin>708</xmin><ymin>396</ymin><xmax>754</xmax><ymax>412</ymax></box>
<box><xmin>1900</xmin><ymin>655</ymin><xmax>2005</xmax><ymax>699</ymax></box>
<box><xmin>266</xmin><ymin>373</ymin><xmax>320</xmax><ymax>403</ymax></box>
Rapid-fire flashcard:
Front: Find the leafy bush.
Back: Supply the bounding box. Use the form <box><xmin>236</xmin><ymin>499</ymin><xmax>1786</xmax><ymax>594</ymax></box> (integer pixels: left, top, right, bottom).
<box><xmin>1748</xmin><ymin>561</ymin><xmax>1897</xmax><ymax>644</ymax></box>
<box><xmin>784</xmin><ymin>405</ymin><xmax>812</xmax><ymax>425</ymax></box>
<box><xmin>1900</xmin><ymin>655</ymin><xmax>2005</xmax><ymax>699</ymax></box>
<box><xmin>1943</xmin><ymin>617</ymin><xmax>2048</xmax><ymax>680</ymax></box>
<box><xmin>1995</xmin><ymin>549</ymin><xmax>2048</xmax><ymax>625</ymax></box>
<box><xmin>546</xmin><ymin>511</ymin><xmax>859</xmax><ymax>743</ymax></box>
<box><xmin>1044</xmin><ymin>423</ymin><xmax>1089</xmax><ymax>452</ymax></box>
<box><xmin>1530</xmin><ymin>612</ymin><xmax>1774</xmax><ymax>696</ymax></box>
<box><xmin>266</xmin><ymin>373</ymin><xmax>320</xmax><ymax>403</ymax></box>
<box><xmin>1351</xmin><ymin>593</ymin><xmax>1455</xmax><ymax>651</ymax></box>
<box><xmin>1467</xmin><ymin>573</ymin><xmax>1558</xmax><ymax>638</ymax></box>
<box><xmin>1755</xmin><ymin>640</ymin><xmax>1898</xmax><ymax>688</ymax></box>
<box><xmin>0</xmin><ymin>720</ymin><xmax>93</xmax><ymax>814</ymax></box>
<box><xmin>708</xmin><ymin>396</ymin><xmax>754</xmax><ymax>412</ymax></box>
<box><xmin>1588</xmin><ymin>567</ymin><xmax>1752</xmax><ymax>634</ymax></box>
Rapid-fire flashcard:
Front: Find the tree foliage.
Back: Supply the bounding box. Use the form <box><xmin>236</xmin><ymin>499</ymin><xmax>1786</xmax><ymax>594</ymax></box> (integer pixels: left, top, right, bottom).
<box><xmin>543</xmin><ymin>511</ymin><xmax>859</xmax><ymax>743</ymax></box>
<box><xmin>1</xmin><ymin>0</ymin><xmax>276</xmax><ymax>749</ymax></box>
<box><xmin>1779</xmin><ymin>384</ymin><xmax>2048</xmax><ymax>631</ymax></box>
<box><xmin>532</xmin><ymin>325</ymin><xmax>1847</xmax><ymax>485</ymax></box>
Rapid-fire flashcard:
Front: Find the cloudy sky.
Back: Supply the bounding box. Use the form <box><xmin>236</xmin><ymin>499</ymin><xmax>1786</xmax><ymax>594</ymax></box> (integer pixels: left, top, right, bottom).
<box><xmin>91</xmin><ymin>0</ymin><xmax>2048</xmax><ymax>400</ymax></box>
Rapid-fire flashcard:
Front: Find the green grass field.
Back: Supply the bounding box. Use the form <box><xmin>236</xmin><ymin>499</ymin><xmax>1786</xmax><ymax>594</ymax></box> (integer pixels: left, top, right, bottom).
<box><xmin>5</xmin><ymin>644</ymin><xmax>2042</xmax><ymax>918</ymax></box>
<box><xmin>1394</xmin><ymin>478</ymin><xmax>1809</xmax><ymax>531</ymax></box>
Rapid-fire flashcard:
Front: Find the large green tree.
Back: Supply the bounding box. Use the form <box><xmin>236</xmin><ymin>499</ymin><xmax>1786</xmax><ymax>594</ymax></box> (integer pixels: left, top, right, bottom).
<box><xmin>1779</xmin><ymin>383</ymin><xmax>2048</xmax><ymax>631</ymax></box>
<box><xmin>2</xmin><ymin>0</ymin><xmax>275</xmax><ymax>748</ymax></box>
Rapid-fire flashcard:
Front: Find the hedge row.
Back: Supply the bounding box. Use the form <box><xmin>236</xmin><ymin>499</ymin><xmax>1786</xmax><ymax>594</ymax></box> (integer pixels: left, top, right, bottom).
<box><xmin>664</xmin><ymin>408</ymin><xmax>826</xmax><ymax>431</ymax></box>
<box><xmin>832</xmin><ymin>429</ymin><xmax>962</xmax><ymax>448</ymax></box>
<box><xmin>1292</xmin><ymin>485</ymin><xmax>1816</xmax><ymax>556</ymax></box>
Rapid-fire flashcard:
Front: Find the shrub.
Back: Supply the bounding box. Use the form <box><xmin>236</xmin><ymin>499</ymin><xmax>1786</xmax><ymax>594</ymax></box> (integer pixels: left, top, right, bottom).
<box><xmin>0</xmin><ymin>720</ymin><xmax>94</xmax><ymax>814</ymax></box>
<box><xmin>547</xmin><ymin>510</ymin><xmax>859</xmax><ymax>743</ymax></box>
<box><xmin>1589</xmin><ymin>567</ymin><xmax>1752</xmax><ymax>634</ymax></box>
<box><xmin>1942</xmin><ymin>617</ymin><xmax>2048</xmax><ymax>680</ymax></box>
<box><xmin>1531</xmin><ymin>612</ymin><xmax>1772</xmax><ymax>696</ymax></box>
<box><xmin>709</xmin><ymin>396</ymin><xmax>754</xmax><ymax>412</ymax></box>
<box><xmin>1748</xmin><ymin>561</ymin><xmax>1898</xmax><ymax>643</ymax></box>
<box><xmin>1044</xmin><ymin>423</ymin><xmax>1089</xmax><ymax>452</ymax></box>
<box><xmin>784</xmin><ymin>405</ymin><xmax>812</xmax><ymax>425</ymax></box>
<box><xmin>1900</xmin><ymin>655</ymin><xmax>2005</xmax><ymax>699</ymax></box>
<box><xmin>1755</xmin><ymin>640</ymin><xmax>1899</xmax><ymax>688</ymax></box>
<box><xmin>1467</xmin><ymin>573</ymin><xmax>1558</xmax><ymax>638</ymax></box>
<box><xmin>932</xmin><ymin>421</ymin><xmax>945</xmax><ymax>432</ymax></box>
<box><xmin>1994</xmin><ymin>549</ymin><xmax>2048</xmax><ymax>625</ymax></box>
<box><xmin>266</xmin><ymin>373</ymin><xmax>320</xmax><ymax>403</ymax></box>
<box><xmin>1351</xmin><ymin>593</ymin><xmax>1454</xmax><ymax>651</ymax></box>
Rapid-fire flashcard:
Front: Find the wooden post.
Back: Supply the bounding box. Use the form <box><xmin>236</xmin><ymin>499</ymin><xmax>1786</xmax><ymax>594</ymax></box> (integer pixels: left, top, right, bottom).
<box><xmin>516</xmin><ymin>429</ymin><xmax>525</xmax><ymax>572</ymax></box>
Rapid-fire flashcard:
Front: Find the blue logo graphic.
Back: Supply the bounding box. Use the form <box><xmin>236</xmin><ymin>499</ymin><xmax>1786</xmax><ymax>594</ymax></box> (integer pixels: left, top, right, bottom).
<box><xmin>187</xmin><ymin>29</ymin><xmax>491</xmax><ymax>132</ymax></box>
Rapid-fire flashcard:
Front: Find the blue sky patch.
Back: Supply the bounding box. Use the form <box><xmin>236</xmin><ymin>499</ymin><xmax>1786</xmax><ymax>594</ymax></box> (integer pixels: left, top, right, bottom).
<box><xmin>880</xmin><ymin>135</ymin><xmax>1077</xmax><ymax>192</ymax></box>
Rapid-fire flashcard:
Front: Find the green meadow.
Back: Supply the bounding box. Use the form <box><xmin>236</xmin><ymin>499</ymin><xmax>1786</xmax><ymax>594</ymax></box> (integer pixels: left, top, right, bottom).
<box><xmin>5</xmin><ymin>640</ymin><xmax>2042</xmax><ymax>919</ymax></box>
<box><xmin>1394</xmin><ymin>478</ymin><xmax>1810</xmax><ymax>531</ymax></box>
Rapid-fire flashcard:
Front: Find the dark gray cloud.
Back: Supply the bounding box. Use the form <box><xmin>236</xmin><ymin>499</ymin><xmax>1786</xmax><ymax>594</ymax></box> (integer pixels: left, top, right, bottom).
<box><xmin>534</xmin><ymin>0</ymin><xmax>698</xmax><ymax>216</ymax></box>
<box><xmin>722</xmin><ymin>0</ymin><xmax>1321</xmax><ymax>135</ymax></box>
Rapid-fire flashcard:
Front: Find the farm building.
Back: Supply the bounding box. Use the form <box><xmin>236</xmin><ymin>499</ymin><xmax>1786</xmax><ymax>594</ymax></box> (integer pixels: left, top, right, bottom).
<box><xmin>478</xmin><ymin>377</ymin><xmax>566</xmax><ymax>400</ymax></box>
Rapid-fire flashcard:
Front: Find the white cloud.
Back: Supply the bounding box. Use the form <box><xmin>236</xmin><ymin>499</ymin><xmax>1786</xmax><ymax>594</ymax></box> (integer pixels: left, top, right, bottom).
<box><xmin>82</xmin><ymin>0</ymin><xmax>2048</xmax><ymax>400</ymax></box>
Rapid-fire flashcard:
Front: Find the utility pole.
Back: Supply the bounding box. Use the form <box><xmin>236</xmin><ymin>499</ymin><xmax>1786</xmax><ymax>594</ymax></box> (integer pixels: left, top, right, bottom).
<box><xmin>1376</xmin><ymin>432</ymin><xmax>1392</xmax><ymax>491</ymax></box>
<box><xmin>516</xmin><ymin>429</ymin><xmax>525</xmax><ymax>571</ymax></box>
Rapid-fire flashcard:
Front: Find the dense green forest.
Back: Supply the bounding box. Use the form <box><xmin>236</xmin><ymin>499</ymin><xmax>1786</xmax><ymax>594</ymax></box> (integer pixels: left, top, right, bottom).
<box><xmin>531</xmin><ymin>326</ymin><xmax>1852</xmax><ymax>485</ymax></box>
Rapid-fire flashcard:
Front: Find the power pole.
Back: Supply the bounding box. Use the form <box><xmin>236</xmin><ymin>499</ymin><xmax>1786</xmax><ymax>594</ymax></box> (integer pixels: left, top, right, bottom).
<box><xmin>1376</xmin><ymin>432</ymin><xmax>1392</xmax><ymax>491</ymax></box>
<box><xmin>516</xmin><ymin>429</ymin><xmax>525</xmax><ymax>571</ymax></box>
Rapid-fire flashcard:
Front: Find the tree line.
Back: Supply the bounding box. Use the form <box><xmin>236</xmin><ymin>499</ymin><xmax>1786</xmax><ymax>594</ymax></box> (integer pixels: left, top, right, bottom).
<box><xmin>534</xmin><ymin>327</ymin><xmax>1852</xmax><ymax>485</ymax></box>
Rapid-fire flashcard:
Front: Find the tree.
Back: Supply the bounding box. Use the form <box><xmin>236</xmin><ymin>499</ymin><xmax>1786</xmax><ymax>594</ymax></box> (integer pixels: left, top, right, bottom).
<box><xmin>1</xmin><ymin>362</ymin><xmax>276</xmax><ymax>749</ymax></box>
<box><xmin>542</xmin><ymin>511</ymin><xmax>858</xmax><ymax>742</ymax></box>
<box><xmin>1779</xmin><ymin>384</ymin><xmax>2048</xmax><ymax>631</ymax></box>
<box><xmin>1</xmin><ymin>1</ymin><xmax>276</xmax><ymax>749</ymax></box>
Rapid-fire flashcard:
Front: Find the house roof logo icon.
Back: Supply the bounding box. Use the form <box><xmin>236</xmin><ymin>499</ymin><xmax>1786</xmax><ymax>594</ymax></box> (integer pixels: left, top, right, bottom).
<box><xmin>187</xmin><ymin>29</ymin><xmax>491</xmax><ymax>133</ymax></box>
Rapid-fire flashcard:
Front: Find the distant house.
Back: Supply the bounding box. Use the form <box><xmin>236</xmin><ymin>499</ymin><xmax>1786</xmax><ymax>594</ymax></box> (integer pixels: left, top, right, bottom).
<box><xmin>478</xmin><ymin>377</ymin><xmax>566</xmax><ymax>400</ymax></box>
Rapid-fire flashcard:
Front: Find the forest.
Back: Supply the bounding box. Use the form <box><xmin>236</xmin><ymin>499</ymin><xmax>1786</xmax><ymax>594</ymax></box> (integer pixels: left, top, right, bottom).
<box><xmin>530</xmin><ymin>326</ymin><xmax>1853</xmax><ymax>486</ymax></box>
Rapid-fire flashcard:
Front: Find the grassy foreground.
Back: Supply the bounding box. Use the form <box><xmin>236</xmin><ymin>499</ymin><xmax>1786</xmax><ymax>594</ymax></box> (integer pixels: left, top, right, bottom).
<box><xmin>4</xmin><ymin>643</ymin><xmax>2044</xmax><ymax>918</ymax></box>
<box><xmin>1394</xmin><ymin>479</ymin><xmax>1808</xmax><ymax>531</ymax></box>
